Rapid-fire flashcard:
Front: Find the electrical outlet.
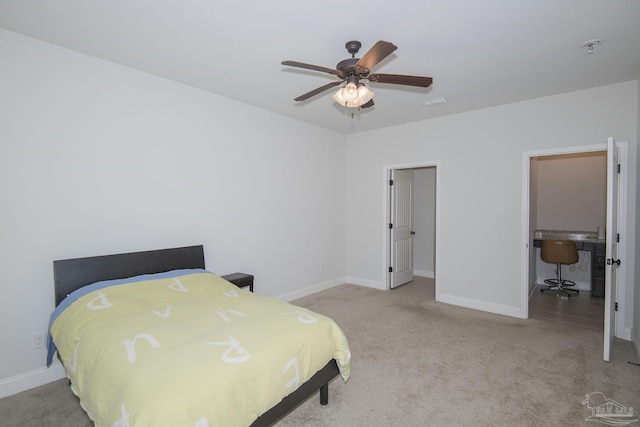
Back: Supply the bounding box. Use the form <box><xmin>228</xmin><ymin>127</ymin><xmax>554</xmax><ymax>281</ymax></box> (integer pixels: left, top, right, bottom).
<box><xmin>467</xmin><ymin>280</ymin><xmax>473</xmax><ymax>287</ymax></box>
<box><xmin>32</xmin><ymin>332</ymin><xmax>46</xmax><ymax>350</ymax></box>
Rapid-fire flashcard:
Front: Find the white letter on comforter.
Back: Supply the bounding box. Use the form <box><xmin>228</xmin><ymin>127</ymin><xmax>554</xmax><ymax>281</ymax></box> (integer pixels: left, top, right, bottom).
<box><xmin>152</xmin><ymin>306</ymin><xmax>172</xmax><ymax>318</ymax></box>
<box><xmin>207</xmin><ymin>336</ymin><xmax>249</xmax><ymax>363</ymax></box>
<box><xmin>87</xmin><ymin>292</ymin><xmax>112</xmax><ymax>310</ymax></box>
<box><xmin>283</xmin><ymin>357</ymin><xmax>301</xmax><ymax>391</ymax></box>
<box><xmin>123</xmin><ymin>333</ymin><xmax>160</xmax><ymax>364</ymax></box>
<box><xmin>194</xmin><ymin>417</ymin><xmax>209</xmax><ymax>427</ymax></box>
<box><xmin>110</xmin><ymin>404</ymin><xmax>130</xmax><ymax>427</ymax></box>
<box><xmin>67</xmin><ymin>340</ymin><xmax>80</xmax><ymax>374</ymax></box>
<box><xmin>215</xmin><ymin>309</ymin><xmax>245</xmax><ymax>323</ymax></box>
<box><xmin>283</xmin><ymin>311</ymin><xmax>317</xmax><ymax>324</ymax></box>
<box><xmin>168</xmin><ymin>278</ymin><xmax>188</xmax><ymax>292</ymax></box>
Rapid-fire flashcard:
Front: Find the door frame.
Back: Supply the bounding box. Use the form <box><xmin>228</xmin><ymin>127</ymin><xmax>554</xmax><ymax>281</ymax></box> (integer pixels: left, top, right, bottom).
<box><xmin>383</xmin><ymin>161</ymin><xmax>440</xmax><ymax>294</ymax></box>
<box><xmin>520</xmin><ymin>142</ymin><xmax>628</xmax><ymax>340</ymax></box>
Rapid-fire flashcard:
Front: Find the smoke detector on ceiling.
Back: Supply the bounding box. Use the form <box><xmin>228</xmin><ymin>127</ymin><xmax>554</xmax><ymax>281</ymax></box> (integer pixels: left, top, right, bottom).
<box><xmin>581</xmin><ymin>39</ymin><xmax>603</xmax><ymax>54</ymax></box>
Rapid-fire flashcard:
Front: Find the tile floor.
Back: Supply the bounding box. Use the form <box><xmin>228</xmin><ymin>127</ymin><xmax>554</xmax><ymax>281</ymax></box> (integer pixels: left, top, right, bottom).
<box><xmin>393</xmin><ymin>276</ymin><xmax>604</xmax><ymax>331</ymax></box>
<box><xmin>529</xmin><ymin>284</ymin><xmax>605</xmax><ymax>331</ymax></box>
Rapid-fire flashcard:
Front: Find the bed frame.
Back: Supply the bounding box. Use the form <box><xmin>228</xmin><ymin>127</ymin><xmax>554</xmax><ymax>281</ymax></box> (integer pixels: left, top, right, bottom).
<box><xmin>52</xmin><ymin>245</ymin><xmax>340</xmax><ymax>427</ymax></box>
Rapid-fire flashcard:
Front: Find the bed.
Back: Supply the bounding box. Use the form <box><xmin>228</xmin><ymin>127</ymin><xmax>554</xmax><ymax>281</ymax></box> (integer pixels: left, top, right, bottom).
<box><xmin>46</xmin><ymin>245</ymin><xmax>350</xmax><ymax>427</ymax></box>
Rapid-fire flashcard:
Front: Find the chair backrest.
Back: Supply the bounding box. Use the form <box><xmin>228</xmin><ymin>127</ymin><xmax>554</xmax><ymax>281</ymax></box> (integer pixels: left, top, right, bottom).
<box><xmin>540</xmin><ymin>239</ymin><xmax>579</xmax><ymax>265</ymax></box>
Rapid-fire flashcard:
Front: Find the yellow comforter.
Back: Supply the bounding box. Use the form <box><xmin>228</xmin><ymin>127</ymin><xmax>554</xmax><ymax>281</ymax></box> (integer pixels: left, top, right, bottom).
<box><xmin>50</xmin><ymin>271</ymin><xmax>350</xmax><ymax>427</ymax></box>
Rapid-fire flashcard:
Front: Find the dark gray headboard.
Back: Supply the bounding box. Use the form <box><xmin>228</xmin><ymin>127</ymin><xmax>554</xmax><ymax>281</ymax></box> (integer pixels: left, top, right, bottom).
<box><xmin>53</xmin><ymin>245</ymin><xmax>205</xmax><ymax>306</ymax></box>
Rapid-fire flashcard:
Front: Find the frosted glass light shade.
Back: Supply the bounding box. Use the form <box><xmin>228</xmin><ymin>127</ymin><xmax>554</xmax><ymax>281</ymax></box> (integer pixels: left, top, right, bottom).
<box><xmin>342</xmin><ymin>83</ymin><xmax>359</xmax><ymax>103</ymax></box>
<box><xmin>332</xmin><ymin>83</ymin><xmax>374</xmax><ymax>108</ymax></box>
<box><xmin>357</xmin><ymin>85</ymin><xmax>374</xmax><ymax>105</ymax></box>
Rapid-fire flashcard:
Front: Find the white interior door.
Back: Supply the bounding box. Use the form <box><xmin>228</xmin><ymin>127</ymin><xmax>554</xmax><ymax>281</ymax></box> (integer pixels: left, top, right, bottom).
<box><xmin>390</xmin><ymin>169</ymin><xmax>414</xmax><ymax>288</ymax></box>
<box><xmin>603</xmin><ymin>137</ymin><xmax>620</xmax><ymax>361</ymax></box>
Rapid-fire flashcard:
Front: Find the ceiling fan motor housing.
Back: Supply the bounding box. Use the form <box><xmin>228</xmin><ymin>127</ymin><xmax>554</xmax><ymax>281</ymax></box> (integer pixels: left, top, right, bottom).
<box><xmin>345</xmin><ymin>40</ymin><xmax>362</xmax><ymax>56</ymax></box>
<box><xmin>336</xmin><ymin>58</ymin><xmax>365</xmax><ymax>76</ymax></box>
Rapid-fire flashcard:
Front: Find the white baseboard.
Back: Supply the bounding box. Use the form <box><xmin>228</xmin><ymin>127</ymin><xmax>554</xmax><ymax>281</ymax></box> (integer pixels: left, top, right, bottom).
<box><xmin>343</xmin><ymin>274</ymin><xmax>433</xmax><ymax>290</ymax></box>
<box><xmin>344</xmin><ymin>276</ymin><xmax>384</xmax><ymax>290</ymax></box>
<box><xmin>274</xmin><ymin>277</ymin><xmax>347</xmax><ymax>302</ymax></box>
<box><xmin>437</xmin><ymin>292</ymin><xmax>525</xmax><ymax>319</ymax></box>
<box><xmin>345</xmin><ymin>276</ymin><xmax>524</xmax><ymax>320</ymax></box>
<box><xmin>616</xmin><ymin>326</ymin><xmax>632</xmax><ymax>341</ymax></box>
<box><xmin>0</xmin><ymin>362</ymin><xmax>66</xmax><ymax>399</ymax></box>
<box><xmin>414</xmin><ymin>269</ymin><xmax>435</xmax><ymax>279</ymax></box>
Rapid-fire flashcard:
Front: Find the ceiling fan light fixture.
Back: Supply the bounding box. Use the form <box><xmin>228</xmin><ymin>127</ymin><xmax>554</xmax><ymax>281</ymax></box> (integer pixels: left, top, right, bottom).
<box><xmin>332</xmin><ymin>83</ymin><xmax>374</xmax><ymax>108</ymax></box>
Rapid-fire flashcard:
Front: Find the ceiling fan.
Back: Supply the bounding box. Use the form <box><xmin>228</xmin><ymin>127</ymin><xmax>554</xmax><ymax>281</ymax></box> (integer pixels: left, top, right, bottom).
<box><xmin>281</xmin><ymin>40</ymin><xmax>433</xmax><ymax>109</ymax></box>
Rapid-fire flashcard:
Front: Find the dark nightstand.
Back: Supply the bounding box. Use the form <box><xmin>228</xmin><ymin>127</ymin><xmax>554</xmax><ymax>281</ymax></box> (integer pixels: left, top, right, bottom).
<box><xmin>221</xmin><ymin>273</ymin><xmax>254</xmax><ymax>292</ymax></box>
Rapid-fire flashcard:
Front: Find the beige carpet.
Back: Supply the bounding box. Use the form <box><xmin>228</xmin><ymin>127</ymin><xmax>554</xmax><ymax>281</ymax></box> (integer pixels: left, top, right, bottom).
<box><xmin>2</xmin><ymin>283</ymin><xmax>639</xmax><ymax>427</ymax></box>
<box><xmin>276</xmin><ymin>284</ymin><xmax>640</xmax><ymax>427</ymax></box>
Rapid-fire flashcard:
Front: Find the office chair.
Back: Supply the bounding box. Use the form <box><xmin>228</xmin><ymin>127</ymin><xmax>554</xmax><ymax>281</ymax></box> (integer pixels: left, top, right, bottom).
<box><xmin>540</xmin><ymin>239</ymin><xmax>579</xmax><ymax>297</ymax></box>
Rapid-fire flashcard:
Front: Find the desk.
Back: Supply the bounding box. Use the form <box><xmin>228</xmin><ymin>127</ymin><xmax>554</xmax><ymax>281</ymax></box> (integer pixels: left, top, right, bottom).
<box><xmin>533</xmin><ymin>230</ymin><xmax>606</xmax><ymax>298</ymax></box>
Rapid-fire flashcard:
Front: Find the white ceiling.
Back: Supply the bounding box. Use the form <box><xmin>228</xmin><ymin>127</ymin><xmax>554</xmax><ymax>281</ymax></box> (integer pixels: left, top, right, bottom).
<box><xmin>1</xmin><ymin>0</ymin><xmax>639</xmax><ymax>134</ymax></box>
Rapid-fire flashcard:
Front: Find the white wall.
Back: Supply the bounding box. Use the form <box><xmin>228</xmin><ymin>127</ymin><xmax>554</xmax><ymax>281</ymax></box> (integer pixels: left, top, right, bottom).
<box><xmin>345</xmin><ymin>81</ymin><xmax>638</xmax><ymax>321</ymax></box>
<box><xmin>533</xmin><ymin>152</ymin><xmax>607</xmax><ymax>231</ymax></box>
<box><xmin>0</xmin><ymin>29</ymin><xmax>346</xmax><ymax>395</ymax></box>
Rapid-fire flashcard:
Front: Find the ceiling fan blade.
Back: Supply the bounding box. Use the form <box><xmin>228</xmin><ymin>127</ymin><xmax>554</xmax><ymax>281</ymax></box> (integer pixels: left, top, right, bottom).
<box><xmin>367</xmin><ymin>73</ymin><xmax>433</xmax><ymax>88</ymax></box>
<box><xmin>360</xmin><ymin>99</ymin><xmax>375</xmax><ymax>109</ymax></box>
<box><xmin>354</xmin><ymin>40</ymin><xmax>397</xmax><ymax>74</ymax></box>
<box><xmin>294</xmin><ymin>80</ymin><xmax>344</xmax><ymax>101</ymax></box>
<box><xmin>282</xmin><ymin>60</ymin><xmax>345</xmax><ymax>78</ymax></box>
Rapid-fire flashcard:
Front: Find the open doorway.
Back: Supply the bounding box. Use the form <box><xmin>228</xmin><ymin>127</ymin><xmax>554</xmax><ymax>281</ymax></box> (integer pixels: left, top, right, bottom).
<box><xmin>522</xmin><ymin>139</ymin><xmax>628</xmax><ymax>361</ymax></box>
<box><xmin>385</xmin><ymin>163</ymin><xmax>439</xmax><ymax>299</ymax></box>
<box><xmin>528</xmin><ymin>151</ymin><xmax>607</xmax><ymax>329</ymax></box>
